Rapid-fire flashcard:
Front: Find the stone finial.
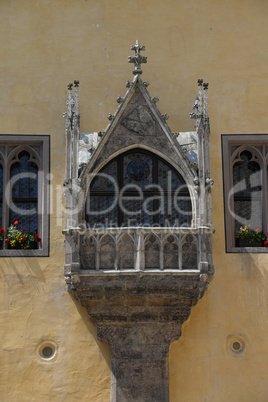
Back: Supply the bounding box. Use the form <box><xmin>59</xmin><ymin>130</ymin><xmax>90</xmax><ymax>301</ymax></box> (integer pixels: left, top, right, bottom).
<box><xmin>189</xmin><ymin>79</ymin><xmax>209</xmax><ymax>120</ymax></box>
<box><xmin>128</xmin><ymin>40</ymin><xmax>147</xmax><ymax>75</ymax></box>
<box><xmin>66</xmin><ymin>82</ymin><xmax>74</xmax><ymax>119</ymax></box>
<box><xmin>74</xmin><ymin>80</ymin><xmax>80</xmax><ymax>117</ymax></box>
<box><xmin>203</xmin><ymin>83</ymin><xmax>209</xmax><ymax>118</ymax></box>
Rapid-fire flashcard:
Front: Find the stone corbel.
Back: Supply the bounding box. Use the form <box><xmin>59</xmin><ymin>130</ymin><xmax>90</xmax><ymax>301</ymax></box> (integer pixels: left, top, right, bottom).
<box><xmin>194</xmin><ymin>177</ymin><xmax>200</xmax><ymax>194</ymax></box>
<box><xmin>64</xmin><ymin>273</ymin><xmax>81</xmax><ymax>290</ymax></box>
<box><xmin>205</xmin><ymin>177</ymin><xmax>214</xmax><ymax>192</ymax></box>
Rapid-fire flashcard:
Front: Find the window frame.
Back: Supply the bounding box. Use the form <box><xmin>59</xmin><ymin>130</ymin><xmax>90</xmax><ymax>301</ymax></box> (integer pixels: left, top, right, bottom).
<box><xmin>0</xmin><ymin>135</ymin><xmax>50</xmax><ymax>257</ymax></box>
<box><xmin>222</xmin><ymin>134</ymin><xmax>268</xmax><ymax>253</ymax></box>
<box><xmin>86</xmin><ymin>148</ymin><xmax>192</xmax><ymax>228</ymax></box>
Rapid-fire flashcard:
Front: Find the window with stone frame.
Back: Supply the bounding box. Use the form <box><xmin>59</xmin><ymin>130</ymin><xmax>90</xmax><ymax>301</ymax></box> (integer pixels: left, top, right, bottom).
<box><xmin>0</xmin><ymin>135</ymin><xmax>50</xmax><ymax>256</ymax></box>
<box><xmin>222</xmin><ymin>135</ymin><xmax>268</xmax><ymax>252</ymax></box>
<box><xmin>85</xmin><ymin>148</ymin><xmax>192</xmax><ymax>229</ymax></box>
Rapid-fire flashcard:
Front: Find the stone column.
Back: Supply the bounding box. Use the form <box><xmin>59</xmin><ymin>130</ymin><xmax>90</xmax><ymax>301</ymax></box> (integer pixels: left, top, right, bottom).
<box><xmin>73</xmin><ymin>273</ymin><xmax>207</xmax><ymax>401</ymax></box>
<box><xmin>98</xmin><ymin>323</ymin><xmax>181</xmax><ymax>402</ymax></box>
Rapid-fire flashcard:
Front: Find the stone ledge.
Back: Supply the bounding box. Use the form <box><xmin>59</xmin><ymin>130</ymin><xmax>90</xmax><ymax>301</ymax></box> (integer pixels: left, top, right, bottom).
<box><xmin>71</xmin><ymin>272</ymin><xmax>206</xmax><ymax>324</ymax></box>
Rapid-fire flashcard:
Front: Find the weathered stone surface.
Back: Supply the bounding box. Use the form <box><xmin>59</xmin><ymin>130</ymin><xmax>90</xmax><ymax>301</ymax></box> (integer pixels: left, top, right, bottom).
<box><xmin>121</xmin><ymin>105</ymin><xmax>156</xmax><ymax>136</ymax></box>
<box><xmin>71</xmin><ymin>272</ymin><xmax>206</xmax><ymax>401</ymax></box>
<box><xmin>98</xmin><ymin>323</ymin><xmax>180</xmax><ymax>402</ymax></box>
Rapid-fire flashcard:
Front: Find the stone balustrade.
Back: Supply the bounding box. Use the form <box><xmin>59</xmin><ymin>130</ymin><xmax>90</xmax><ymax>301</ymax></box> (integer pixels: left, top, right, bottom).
<box><xmin>78</xmin><ymin>227</ymin><xmax>212</xmax><ymax>271</ymax></box>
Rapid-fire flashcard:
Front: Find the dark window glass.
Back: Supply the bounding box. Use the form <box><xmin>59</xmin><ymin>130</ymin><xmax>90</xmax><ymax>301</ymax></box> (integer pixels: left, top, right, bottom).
<box><xmin>0</xmin><ymin>164</ymin><xmax>3</xmax><ymax>228</ymax></box>
<box><xmin>233</xmin><ymin>150</ymin><xmax>262</xmax><ymax>233</ymax></box>
<box><xmin>86</xmin><ymin>150</ymin><xmax>192</xmax><ymax>228</ymax></box>
<box><xmin>9</xmin><ymin>151</ymin><xmax>38</xmax><ymax>233</ymax></box>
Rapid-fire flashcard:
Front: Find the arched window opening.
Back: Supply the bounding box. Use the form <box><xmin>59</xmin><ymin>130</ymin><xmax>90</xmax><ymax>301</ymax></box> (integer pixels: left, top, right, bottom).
<box><xmin>181</xmin><ymin>234</ymin><xmax>198</xmax><ymax>270</ymax></box>
<box><xmin>86</xmin><ymin>149</ymin><xmax>192</xmax><ymax>228</ymax></box>
<box><xmin>0</xmin><ymin>164</ymin><xmax>3</xmax><ymax>229</ymax></box>
<box><xmin>233</xmin><ymin>150</ymin><xmax>262</xmax><ymax>234</ymax></box>
<box><xmin>80</xmin><ymin>236</ymin><xmax>97</xmax><ymax>270</ymax></box>
<box><xmin>118</xmin><ymin>234</ymin><xmax>134</xmax><ymax>269</ymax></box>
<box><xmin>144</xmin><ymin>234</ymin><xmax>160</xmax><ymax>269</ymax></box>
<box><xmin>9</xmin><ymin>151</ymin><xmax>38</xmax><ymax>233</ymax></box>
<box><xmin>163</xmin><ymin>235</ymin><xmax>179</xmax><ymax>269</ymax></box>
<box><xmin>99</xmin><ymin>235</ymin><xmax>116</xmax><ymax>270</ymax></box>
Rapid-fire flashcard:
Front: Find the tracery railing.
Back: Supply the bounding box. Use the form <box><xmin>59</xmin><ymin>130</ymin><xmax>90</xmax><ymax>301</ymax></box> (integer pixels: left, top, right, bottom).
<box><xmin>78</xmin><ymin>227</ymin><xmax>212</xmax><ymax>271</ymax></box>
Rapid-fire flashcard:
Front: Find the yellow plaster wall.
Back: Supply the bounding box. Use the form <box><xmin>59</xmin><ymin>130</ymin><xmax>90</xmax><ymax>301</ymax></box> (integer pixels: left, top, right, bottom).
<box><xmin>1</xmin><ymin>0</ymin><xmax>268</xmax><ymax>400</ymax></box>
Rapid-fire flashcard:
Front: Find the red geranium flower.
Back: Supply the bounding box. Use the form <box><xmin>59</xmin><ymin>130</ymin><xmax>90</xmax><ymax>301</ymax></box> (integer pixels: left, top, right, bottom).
<box><xmin>0</xmin><ymin>228</ymin><xmax>5</xmax><ymax>233</ymax></box>
<box><xmin>22</xmin><ymin>228</ymin><xmax>25</xmax><ymax>232</ymax></box>
<box><xmin>5</xmin><ymin>239</ymin><xmax>9</xmax><ymax>243</ymax></box>
<box><xmin>21</xmin><ymin>236</ymin><xmax>26</xmax><ymax>242</ymax></box>
<box><xmin>264</xmin><ymin>241</ymin><xmax>268</xmax><ymax>247</ymax></box>
<box><xmin>14</xmin><ymin>221</ymin><xmax>18</xmax><ymax>225</ymax></box>
<box><xmin>37</xmin><ymin>237</ymin><xmax>41</xmax><ymax>242</ymax></box>
<box><xmin>34</xmin><ymin>234</ymin><xmax>39</xmax><ymax>238</ymax></box>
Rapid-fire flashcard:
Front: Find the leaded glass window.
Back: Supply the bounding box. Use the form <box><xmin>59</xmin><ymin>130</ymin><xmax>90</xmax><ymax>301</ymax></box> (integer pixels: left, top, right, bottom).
<box><xmin>222</xmin><ymin>135</ymin><xmax>268</xmax><ymax>252</ymax></box>
<box><xmin>9</xmin><ymin>151</ymin><xmax>38</xmax><ymax>233</ymax></box>
<box><xmin>86</xmin><ymin>149</ymin><xmax>192</xmax><ymax>228</ymax></box>
<box><xmin>0</xmin><ymin>135</ymin><xmax>50</xmax><ymax>256</ymax></box>
<box><xmin>233</xmin><ymin>150</ymin><xmax>262</xmax><ymax>233</ymax></box>
<box><xmin>0</xmin><ymin>165</ymin><xmax>3</xmax><ymax>229</ymax></box>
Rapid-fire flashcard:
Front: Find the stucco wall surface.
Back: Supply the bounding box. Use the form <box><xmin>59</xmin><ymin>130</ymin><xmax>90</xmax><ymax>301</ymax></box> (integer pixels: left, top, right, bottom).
<box><xmin>1</xmin><ymin>0</ymin><xmax>268</xmax><ymax>401</ymax></box>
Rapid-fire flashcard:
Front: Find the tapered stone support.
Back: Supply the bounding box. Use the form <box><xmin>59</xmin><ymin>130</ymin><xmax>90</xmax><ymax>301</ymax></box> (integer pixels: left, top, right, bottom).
<box><xmin>98</xmin><ymin>323</ymin><xmax>180</xmax><ymax>402</ymax></box>
<box><xmin>71</xmin><ymin>273</ymin><xmax>209</xmax><ymax>401</ymax></box>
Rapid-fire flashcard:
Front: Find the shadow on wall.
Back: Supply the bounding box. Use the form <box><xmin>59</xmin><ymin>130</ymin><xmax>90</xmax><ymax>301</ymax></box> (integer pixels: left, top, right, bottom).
<box><xmin>70</xmin><ymin>292</ymin><xmax>112</xmax><ymax>370</ymax></box>
<box><xmin>0</xmin><ymin>257</ymin><xmax>45</xmax><ymax>285</ymax></box>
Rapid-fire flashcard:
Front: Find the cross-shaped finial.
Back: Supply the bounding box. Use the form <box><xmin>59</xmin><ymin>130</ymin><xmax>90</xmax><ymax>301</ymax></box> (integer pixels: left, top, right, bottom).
<box><xmin>128</xmin><ymin>40</ymin><xmax>147</xmax><ymax>75</ymax></box>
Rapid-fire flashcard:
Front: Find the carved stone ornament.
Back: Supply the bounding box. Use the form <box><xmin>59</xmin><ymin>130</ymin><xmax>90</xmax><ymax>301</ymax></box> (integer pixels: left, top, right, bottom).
<box><xmin>128</xmin><ymin>39</ymin><xmax>147</xmax><ymax>75</ymax></box>
<box><xmin>121</xmin><ymin>105</ymin><xmax>156</xmax><ymax>136</ymax></box>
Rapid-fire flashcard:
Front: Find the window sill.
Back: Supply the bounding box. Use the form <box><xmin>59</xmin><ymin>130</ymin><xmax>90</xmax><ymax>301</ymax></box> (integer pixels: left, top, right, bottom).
<box><xmin>227</xmin><ymin>246</ymin><xmax>268</xmax><ymax>254</ymax></box>
<box><xmin>0</xmin><ymin>247</ymin><xmax>49</xmax><ymax>257</ymax></box>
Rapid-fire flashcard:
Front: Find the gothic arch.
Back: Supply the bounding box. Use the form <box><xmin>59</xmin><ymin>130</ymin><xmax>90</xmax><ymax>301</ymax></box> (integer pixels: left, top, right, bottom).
<box><xmin>79</xmin><ymin>144</ymin><xmax>198</xmax><ymax>225</ymax></box>
<box><xmin>84</xmin><ymin>148</ymin><xmax>193</xmax><ymax>228</ymax></box>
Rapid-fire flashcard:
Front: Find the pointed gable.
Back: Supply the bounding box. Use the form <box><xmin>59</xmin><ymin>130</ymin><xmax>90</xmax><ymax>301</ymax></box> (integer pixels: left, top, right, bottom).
<box><xmin>81</xmin><ymin>74</ymin><xmax>195</xmax><ymax>189</ymax></box>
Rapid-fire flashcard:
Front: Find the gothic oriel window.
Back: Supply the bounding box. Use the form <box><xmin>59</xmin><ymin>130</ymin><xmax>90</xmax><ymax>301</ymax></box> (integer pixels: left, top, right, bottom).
<box><xmin>85</xmin><ymin>149</ymin><xmax>192</xmax><ymax>228</ymax></box>
<box><xmin>222</xmin><ymin>135</ymin><xmax>268</xmax><ymax>252</ymax></box>
<box><xmin>0</xmin><ymin>135</ymin><xmax>50</xmax><ymax>256</ymax></box>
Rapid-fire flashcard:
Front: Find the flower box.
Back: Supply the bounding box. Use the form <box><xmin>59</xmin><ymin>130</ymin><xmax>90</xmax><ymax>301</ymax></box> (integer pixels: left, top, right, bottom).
<box><xmin>235</xmin><ymin>226</ymin><xmax>268</xmax><ymax>248</ymax></box>
<box><xmin>7</xmin><ymin>241</ymin><xmax>39</xmax><ymax>250</ymax></box>
<box><xmin>236</xmin><ymin>239</ymin><xmax>264</xmax><ymax>248</ymax></box>
<box><xmin>1</xmin><ymin>221</ymin><xmax>41</xmax><ymax>250</ymax></box>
